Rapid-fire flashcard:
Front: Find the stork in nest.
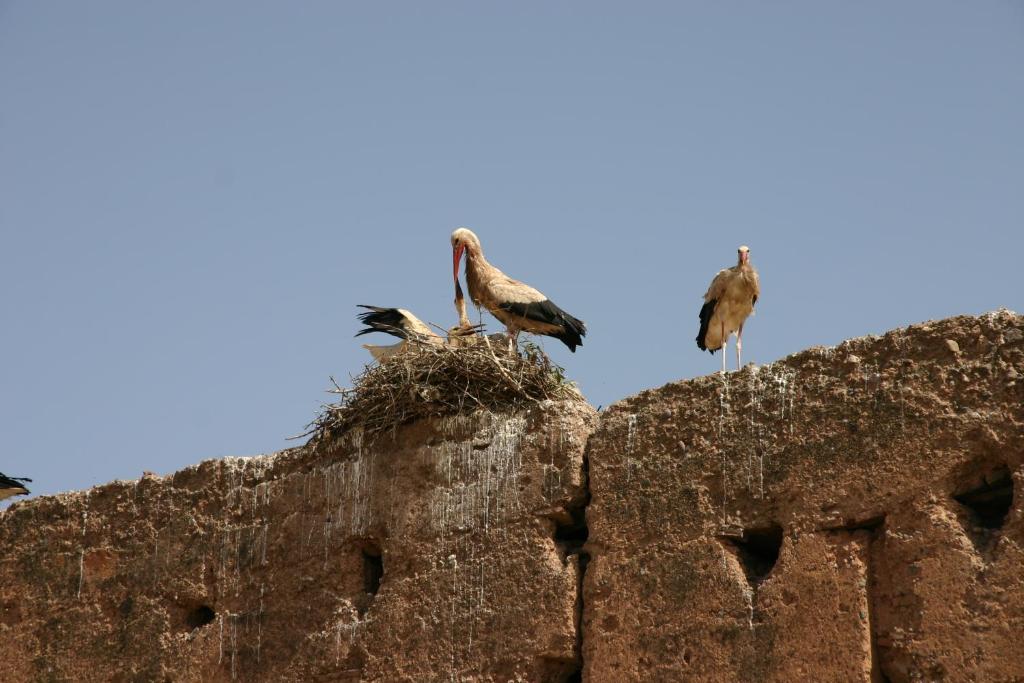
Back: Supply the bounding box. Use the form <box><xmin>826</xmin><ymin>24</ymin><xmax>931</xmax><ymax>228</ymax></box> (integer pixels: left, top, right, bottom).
<box><xmin>355</xmin><ymin>305</ymin><xmax>482</xmax><ymax>361</ymax></box>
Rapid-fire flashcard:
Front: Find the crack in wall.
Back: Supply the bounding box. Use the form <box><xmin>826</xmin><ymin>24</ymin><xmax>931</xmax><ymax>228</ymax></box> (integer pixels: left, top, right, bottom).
<box><xmin>861</xmin><ymin>519</ymin><xmax>893</xmax><ymax>683</ymax></box>
<box><xmin>548</xmin><ymin>450</ymin><xmax>591</xmax><ymax>682</ymax></box>
<box><xmin>571</xmin><ymin>451</ymin><xmax>592</xmax><ymax>683</ymax></box>
<box><xmin>825</xmin><ymin>515</ymin><xmax>891</xmax><ymax>683</ymax></box>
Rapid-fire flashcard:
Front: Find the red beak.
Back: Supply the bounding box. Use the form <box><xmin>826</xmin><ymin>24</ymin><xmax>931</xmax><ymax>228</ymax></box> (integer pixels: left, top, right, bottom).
<box><xmin>453</xmin><ymin>244</ymin><xmax>466</xmax><ymax>285</ymax></box>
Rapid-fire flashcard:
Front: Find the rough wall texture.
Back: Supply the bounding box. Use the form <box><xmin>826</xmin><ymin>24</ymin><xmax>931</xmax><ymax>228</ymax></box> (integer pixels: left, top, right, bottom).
<box><xmin>585</xmin><ymin>310</ymin><xmax>1024</xmax><ymax>682</ymax></box>
<box><xmin>0</xmin><ymin>402</ymin><xmax>596</xmax><ymax>682</ymax></box>
<box><xmin>1</xmin><ymin>311</ymin><xmax>1022</xmax><ymax>682</ymax></box>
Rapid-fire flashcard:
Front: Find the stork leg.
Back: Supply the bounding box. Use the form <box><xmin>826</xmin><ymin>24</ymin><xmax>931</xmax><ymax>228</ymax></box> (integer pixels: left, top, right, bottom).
<box><xmin>720</xmin><ymin>320</ymin><xmax>727</xmax><ymax>373</ymax></box>
<box><xmin>736</xmin><ymin>322</ymin><xmax>744</xmax><ymax>370</ymax></box>
<box><xmin>506</xmin><ymin>327</ymin><xmax>520</xmax><ymax>355</ymax></box>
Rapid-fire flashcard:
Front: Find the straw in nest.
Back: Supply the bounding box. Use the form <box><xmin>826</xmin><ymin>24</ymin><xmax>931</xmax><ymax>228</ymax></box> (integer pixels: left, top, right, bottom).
<box><xmin>303</xmin><ymin>338</ymin><xmax>581</xmax><ymax>449</ymax></box>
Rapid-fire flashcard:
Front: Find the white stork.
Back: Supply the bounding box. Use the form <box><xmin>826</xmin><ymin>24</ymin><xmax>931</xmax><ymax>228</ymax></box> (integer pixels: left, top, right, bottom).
<box><xmin>0</xmin><ymin>473</ymin><xmax>31</xmax><ymax>501</ymax></box>
<box><xmin>355</xmin><ymin>305</ymin><xmax>482</xmax><ymax>361</ymax></box>
<box><xmin>451</xmin><ymin>228</ymin><xmax>586</xmax><ymax>352</ymax></box>
<box><xmin>696</xmin><ymin>245</ymin><xmax>760</xmax><ymax>372</ymax></box>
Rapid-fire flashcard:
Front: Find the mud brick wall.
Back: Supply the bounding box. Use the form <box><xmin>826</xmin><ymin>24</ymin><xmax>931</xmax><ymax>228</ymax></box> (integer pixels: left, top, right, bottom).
<box><xmin>0</xmin><ymin>403</ymin><xmax>595</xmax><ymax>682</ymax></box>
<box><xmin>1</xmin><ymin>311</ymin><xmax>1021</xmax><ymax>682</ymax></box>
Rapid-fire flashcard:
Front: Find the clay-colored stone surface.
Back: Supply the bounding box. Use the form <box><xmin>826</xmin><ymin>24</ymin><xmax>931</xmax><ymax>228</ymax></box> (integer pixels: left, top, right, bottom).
<box><xmin>0</xmin><ymin>401</ymin><xmax>595</xmax><ymax>682</ymax></box>
<box><xmin>585</xmin><ymin>310</ymin><xmax>1024</xmax><ymax>682</ymax></box>
<box><xmin>2</xmin><ymin>311</ymin><xmax>1022</xmax><ymax>682</ymax></box>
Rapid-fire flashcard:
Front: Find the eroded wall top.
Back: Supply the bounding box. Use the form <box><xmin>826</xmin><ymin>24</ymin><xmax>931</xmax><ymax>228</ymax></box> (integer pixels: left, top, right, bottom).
<box><xmin>584</xmin><ymin>310</ymin><xmax>1024</xmax><ymax>682</ymax></box>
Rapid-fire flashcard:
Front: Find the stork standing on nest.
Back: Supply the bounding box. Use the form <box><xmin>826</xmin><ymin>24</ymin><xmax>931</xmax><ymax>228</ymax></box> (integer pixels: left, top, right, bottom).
<box><xmin>0</xmin><ymin>473</ymin><xmax>31</xmax><ymax>501</ymax></box>
<box><xmin>696</xmin><ymin>245</ymin><xmax>760</xmax><ymax>372</ymax></box>
<box><xmin>355</xmin><ymin>305</ymin><xmax>482</xmax><ymax>361</ymax></box>
<box><xmin>450</xmin><ymin>228</ymin><xmax>586</xmax><ymax>352</ymax></box>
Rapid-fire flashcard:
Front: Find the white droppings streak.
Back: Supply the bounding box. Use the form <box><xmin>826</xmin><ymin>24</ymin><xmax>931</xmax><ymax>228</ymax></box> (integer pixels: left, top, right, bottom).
<box><xmin>897</xmin><ymin>379</ymin><xmax>906</xmax><ymax>428</ymax></box>
<box><xmin>625</xmin><ymin>413</ymin><xmax>638</xmax><ymax>482</ymax></box>
<box><xmin>718</xmin><ymin>373</ymin><xmax>731</xmax><ymax>517</ymax></box>
<box><xmin>749</xmin><ymin>364</ymin><xmax>797</xmax><ymax>499</ymax></box>
<box><xmin>743</xmin><ymin>585</ymin><xmax>755</xmax><ymax>631</ymax></box>
<box><xmin>626</xmin><ymin>413</ymin><xmax>638</xmax><ymax>453</ymax></box>
<box><xmin>426</xmin><ymin>413</ymin><xmax>529</xmax><ymax>681</ymax></box>
<box><xmin>717</xmin><ymin>373</ymin><xmax>731</xmax><ymax>438</ymax></box>
<box><xmin>429</xmin><ymin>414</ymin><xmax>527</xmax><ymax>535</ymax></box>
<box><xmin>334</xmin><ymin>619</ymin><xmax>360</xmax><ymax>666</ymax></box>
<box><xmin>256</xmin><ymin>584</ymin><xmax>264</xmax><ymax>665</ymax></box>
<box><xmin>76</xmin><ymin>549</ymin><xmax>84</xmax><ymax>599</ymax></box>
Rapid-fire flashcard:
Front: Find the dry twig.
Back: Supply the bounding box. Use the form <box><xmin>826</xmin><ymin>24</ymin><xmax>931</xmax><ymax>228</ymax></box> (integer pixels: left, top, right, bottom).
<box><xmin>301</xmin><ymin>339</ymin><xmax>581</xmax><ymax>449</ymax></box>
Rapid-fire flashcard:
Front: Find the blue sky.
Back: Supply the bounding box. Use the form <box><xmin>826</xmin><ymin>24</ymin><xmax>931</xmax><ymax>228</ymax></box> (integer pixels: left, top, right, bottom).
<box><xmin>2</xmin><ymin>1</ymin><xmax>1022</xmax><ymax>504</ymax></box>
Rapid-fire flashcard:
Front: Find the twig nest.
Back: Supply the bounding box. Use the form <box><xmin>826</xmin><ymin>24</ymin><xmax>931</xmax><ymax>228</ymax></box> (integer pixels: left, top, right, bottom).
<box><xmin>305</xmin><ymin>339</ymin><xmax>582</xmax><ymax>450</ymax></box>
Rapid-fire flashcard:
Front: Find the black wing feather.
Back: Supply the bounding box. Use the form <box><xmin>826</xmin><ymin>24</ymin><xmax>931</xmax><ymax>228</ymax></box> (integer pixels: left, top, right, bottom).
<box><xmin>696</xmin><ymin>299</ymin><xmax>717</xmax><ymax>353</ymax></box>
<box><xmin>0</xmin><ymin>472</ymin><xmax>31</xmax><ymax>492</ymax></box>
<box><xmin>499</xmin><ymin>300</ymin><xmax>587</xmax><ymax>352</ymax></box>
<box><xmin>355</xmin><ymin>305</ymin><xmax>409</xmax><ymax>340</ymax></box>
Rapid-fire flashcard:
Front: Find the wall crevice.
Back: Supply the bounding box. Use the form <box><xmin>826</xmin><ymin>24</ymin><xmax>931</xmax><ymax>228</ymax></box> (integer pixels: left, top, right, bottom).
<box><xmin>954</xmin><ymin>462</ymin><xmax>1013</xmax><ymax>554</ymax></box>
<box><xmin>862</xmin><ymin>518</ymin><xmax>899</xmax><ymax>683</ymax></box>
<box><xmin>718</xmin><ymin>523</ymin><xmax>783</xmax><ymax>587</ymax></box>
<box><xmin>548</xmin><ymin>449</ymin><xmax>592</xmax><ymax>682</ymax></box>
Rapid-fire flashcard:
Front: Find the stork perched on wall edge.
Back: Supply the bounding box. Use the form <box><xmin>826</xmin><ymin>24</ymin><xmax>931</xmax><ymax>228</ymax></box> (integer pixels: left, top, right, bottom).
<box><xmin>696</xmin><ymin>245</ymin><xmax>760</xmax><ymax>372</ymax></box>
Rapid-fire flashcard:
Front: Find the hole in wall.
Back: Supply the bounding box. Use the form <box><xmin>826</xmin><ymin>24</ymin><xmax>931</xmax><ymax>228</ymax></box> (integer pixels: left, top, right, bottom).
<box><xmin>362</xmin><ymin>544</ymin><xmax>383</xmax><ymax>597</ymax></box>
<box><xmin>186</xmin><ymin>605</ymin><xmax>216</xmax><ymax>630</ymax></box>
<box><xmin>553</xmin><ymin>498</ymin><xmax>589</xmax><ymax>560</ymax></box>
<box><xmin>538</xmin><ymin>656</ymin><xmax>581</xmax><ymax>683</ymax></box>
<box><xmin>720</xmin><ymin>523</ymin><xmax>783</xmax><ymax>585</ymax></box>
<box><xmin>352</xmin><ymin>540</ymin><xmax>384</xmax><ymax>618</ymax></box>
<box><xmin>954</xmin><ymin>463</ymin><xmax>1013</xmax><ymax>531</ymax></box>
